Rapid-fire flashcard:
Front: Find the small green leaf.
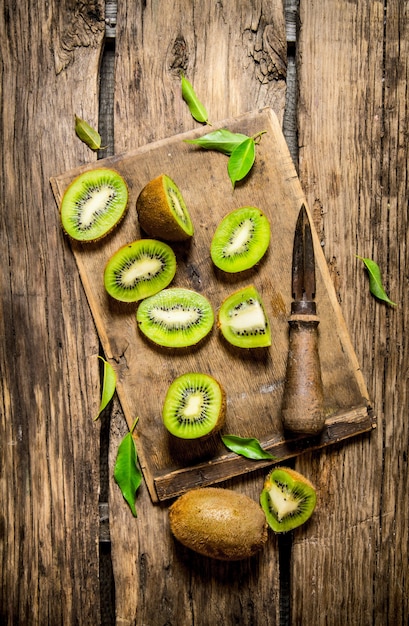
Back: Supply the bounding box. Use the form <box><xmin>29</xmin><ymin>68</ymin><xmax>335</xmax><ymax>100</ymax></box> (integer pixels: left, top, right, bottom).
<box><xmin>221</xmin><ymin>434</ymin><xmax>276</xmax><ymax>460</ymax></box>
<box><xmin>227</xmin><ymin>137</ymin><xmax>256</xmax><ymax>188</ymax></box>
<box><xmin>357</xmin><ymin>256</ymin><xmax>397</xmax><ymax>307</ymax></box>
<box><xmin>184</xmin><ymin>129</ymin><xmax>250</xmax><ymax>155</ymax></box>
<box><xmin>114</xmin><ymin>418</ymin><xmax>142</xmax><ymax>517</ymax></box>
<box><xmin>181</xmin><ymin>74</ymin><xmax>208</xmax><ymax>123</ymax></box>
<box><xmin>75</xmin><ymin>114</ymin><xmax>104</xmax><ymax>151</ymax></box>
<box><xmin>95</xmin><ymin>356</ymin><xmax>116</xmax><ymax>421</ymax></box>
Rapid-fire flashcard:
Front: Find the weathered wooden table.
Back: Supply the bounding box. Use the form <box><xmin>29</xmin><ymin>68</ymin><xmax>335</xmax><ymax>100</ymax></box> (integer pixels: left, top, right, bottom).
<box><xmin>1</xmin><ymin>1</ymin><xmax>408</xmax><ymax>624</ymax></box>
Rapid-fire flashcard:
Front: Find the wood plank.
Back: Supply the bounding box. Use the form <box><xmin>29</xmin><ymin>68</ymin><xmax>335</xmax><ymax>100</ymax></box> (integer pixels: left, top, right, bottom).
<box><xmin>108</xmin><ymin>2</ymin><xmax>287</xmax><ymax>624</ymax></box>
<box><xmin>295</xmin><ymin>1</ymin><xmax>409</xmax><ymax>623</ymax></box>
<box><xmin>0</xmin><ymin>1</ymin><xmax>104</xmax><ymax>624</ymax></box>
<box><xmin>154</xmin><ymin>405</ymin><xmax>375</xmax><ymax>500</ymax></box>
<box><xmin>51</xmin><ymin>107</ymin><xmax>373</xmax><ymax>505</ymax></box>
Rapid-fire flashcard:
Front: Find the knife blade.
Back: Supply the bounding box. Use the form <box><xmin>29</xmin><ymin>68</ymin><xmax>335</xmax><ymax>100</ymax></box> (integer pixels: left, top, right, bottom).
<box><xmin>281</xmin><ymin>205</ymin><xmax>325</xmax><ymax>435</ymax></box>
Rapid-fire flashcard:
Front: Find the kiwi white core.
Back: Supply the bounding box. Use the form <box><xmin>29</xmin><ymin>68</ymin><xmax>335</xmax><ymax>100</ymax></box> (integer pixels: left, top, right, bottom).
<box><xmin>183</xmin><ymin>393</ymin><xmax>203</xmax><ymax>419</ymax></box>
<box><xmin>79</xmin><ymin>187</ymin><xmax>114</xmax><ymax>229</ymax></box>
<box><xmin>149</xmin><ymin>306</ymin><xmax>201</xmax><ymax>329</ymax></box>
<box><xmin>120</xmin><ymin>256</ymin><xmax>163</xmax><ymax>286</ymax></box>
<box><xmin>228</xmin><ymin>299</ymin><xmax>266</xmax><ymax>333</ymax></box>
<box><xmin>168</xmin><ymin>187</ymin><xmax>185</xmax><ymax>223</ymax></box>
<box><xmin>267</xmin><ymin>482</ymin><xmax>300</xmax><ymax>522</ymax></box>
<box><xmin>225</xmin><ymin>219</ymin><xmax>254</xmax><ymax>256</ymax></box>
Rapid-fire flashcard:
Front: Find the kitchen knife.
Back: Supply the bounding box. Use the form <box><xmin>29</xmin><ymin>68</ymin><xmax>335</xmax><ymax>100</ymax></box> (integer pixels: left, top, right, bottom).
<box><xmin>281</xmin><ymin>205</ymin><xmax>326</xmax><ymax>435</ymax></box>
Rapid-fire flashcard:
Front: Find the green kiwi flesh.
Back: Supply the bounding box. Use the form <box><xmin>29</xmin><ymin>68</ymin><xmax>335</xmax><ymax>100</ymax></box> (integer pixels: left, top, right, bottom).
<box><xmin>218</xmin><ymin>285</ymin><xmax>271</xmax><ymax>348</ymax></box>
<box><xmin>104</xmin><ymin>239</ymin><xmax>176</xmax><ymax>303</ymax></box>
<box><xmin>260</xmin><ymin>467</ymin><xmax>317</xmax><ymax>533</ymax></box>
<box><xmin>169</xmin><ymin>487</ymin><xmax>268</xmax><ymax>560</ymax></box>
<box><xmin>136</xmin><ymin>288</ymin><xmax>214</xmax><ymax>347</ymax></box>
<box><xmin>136</xmin><ymin>174</ymin><xmax>194</xmax><ymax>241</ymax></box>
<box><xmin>211</xmin><ymin>206</ymin><xmax>270</xmax><ymax>272</ymax></box>
<box><xmin>162</xmin><ymin>372</ymin><xmax>225</xmax><ymax>439</ymax></box>
<box><xmin>60</xmin><ymin>168</ymin><xmax>128</xmax><ymax>241</ymax></box>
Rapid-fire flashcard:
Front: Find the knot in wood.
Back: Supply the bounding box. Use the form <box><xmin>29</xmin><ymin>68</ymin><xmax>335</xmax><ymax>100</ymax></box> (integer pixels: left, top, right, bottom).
<box><xmin>168</xmin><ymin>36</ymin><xmax>189</xmax><ymax>75</ymax></box>
<box><xmin>247</xmin><ymin>24</ymin><xmax>287</xmax><ymax>84</ymax></box>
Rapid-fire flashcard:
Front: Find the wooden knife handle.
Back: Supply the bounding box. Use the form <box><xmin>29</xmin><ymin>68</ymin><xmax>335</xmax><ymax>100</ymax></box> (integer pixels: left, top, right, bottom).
<box><xmin>281</xmin><ymin>313</ymin><xmax>326</xmax><ymax>435</ymax></box>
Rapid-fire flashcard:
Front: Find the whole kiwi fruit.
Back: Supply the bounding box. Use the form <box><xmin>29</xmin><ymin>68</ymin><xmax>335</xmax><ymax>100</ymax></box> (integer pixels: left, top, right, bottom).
<box><xmin>60</xmin><ymin>168</ymin><xmax>128</xmax><ymax>242</ymax></box>
<box><xmin>136</xmin><ymin>173</ymin><xmax>194</xmax><ymax>241</ymax></box>
<box><xmin>169</xmin><ymin>487</ymin><xmax>268</xmax><ymax>560</ymax></box>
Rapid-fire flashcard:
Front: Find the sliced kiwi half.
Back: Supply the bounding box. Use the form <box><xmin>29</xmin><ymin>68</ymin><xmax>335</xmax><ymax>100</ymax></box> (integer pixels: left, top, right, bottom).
<box><xmin>60</xmin><ymin>168</ymin><xmax>128</xmax><ymax>242</ymax></box>
<box><xmin>136</xmin><ymin>174</ymin><xmax>194</xmax><ymax>241</ymax></box>
<box><xmin>104</xmin><ymin>239</ymin><xmax>176</xmax><ymax>303</ymax></box>
<box><xmin>218</xmin><ymin>285</ymin><xmax>271</xmax><ymax>348</ymax></box>
<box><xmin>136</xmin><ymin>287</ymin><xmax>214</xmax><ymax>348</ymax></box>
<box><xmin>260</xmin><ymin>467</ymin><xmax>317</xmax><ymax>533</ymax></box>
<box><xmin>210</xmin><ymin>206</ymin><xmax>270</xmax><ymax>273</ymax></box>
<box><xmin>162</xmin><ymin>372</ymin><xmax>226</xmax><ymax>439</ymax></box>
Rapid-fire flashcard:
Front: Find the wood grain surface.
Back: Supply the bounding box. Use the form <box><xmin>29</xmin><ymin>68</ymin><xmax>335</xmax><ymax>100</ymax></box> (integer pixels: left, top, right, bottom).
<box><xmin>0</xmin><ymin>1</ymin><xmax>105</xmax><ymax>624</ymax></box>
<box><xmin>1</xmin><ymin>0</ymin><xmax>408</xmax><ymax>625</ymax></box>
<box><xmin>294</xmin><ymin>2</ymin><xmax>409</xmax><ymax>625</ymax></box>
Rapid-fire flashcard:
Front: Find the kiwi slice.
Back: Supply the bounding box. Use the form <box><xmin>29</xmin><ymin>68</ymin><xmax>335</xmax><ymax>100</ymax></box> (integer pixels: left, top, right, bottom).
<box><xmin>210</xmin><ymin>206</ymin><xmax>270</xmax><ymax>272</ymax></box>
<box><xmin>162</xmin><ymin>372</ymin><xmax>226</xmax><ymax>439</ymax></box>
<box><xmin>260</xmin><ymin>467</ymin><xmax>317</xmax><ymax>533</ymax></box>
<box><xmin>136</xmin><ymin>174</ymin><xmax>194</xmax><ymax>241</ymax></box>
<box><xmin>136</xmin><ymin>288</ymin><xmax>214</xmax><ymax>348</ymax></box>
<box><xmin>60</xmin><ymin>168</ymin><xmax>128</xmax><ymax>241</ymax></box>
<box><xmin>218</xmin><ymin>285</ymin><xmax>271</xmax><ymax>348</ymax></box>
<box><xmin>104</xmin><ymin>239</ymin><xmax>176</xmax><ymax>303</ymax></box>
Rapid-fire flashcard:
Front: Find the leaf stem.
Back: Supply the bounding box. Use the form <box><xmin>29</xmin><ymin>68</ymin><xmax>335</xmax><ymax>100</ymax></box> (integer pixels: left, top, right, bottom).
<box><xmin>130</xmin><ymin>417</ymin><xmax>139</xmax><ymax>434</ymax></box>
<box><xmin>252</xmin><ymin>130</ymin><xmax>267</xmax><ymax>144</ymax></box>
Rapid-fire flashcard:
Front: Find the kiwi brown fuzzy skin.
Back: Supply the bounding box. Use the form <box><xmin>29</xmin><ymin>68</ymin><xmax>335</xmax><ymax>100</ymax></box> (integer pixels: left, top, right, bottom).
<box><xmin>136</xmin><ymin>174</ymin><xmax>194</xmax><ymax>242</ymax></box>
<box><xmin>169</xmin><ymin>487</ymin><xmax>268</xmax><ymax>560</ymax></box>
<box><xmin>60</xmin><ymin>168</ymin><xmax>129</xmax><ymax>242</ymax></box>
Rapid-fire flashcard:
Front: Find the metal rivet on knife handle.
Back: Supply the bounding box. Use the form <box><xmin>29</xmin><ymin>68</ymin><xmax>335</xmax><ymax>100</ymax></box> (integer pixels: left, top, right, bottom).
<box><xmin>281</xmin><ymin>205</ymin><xmax>326</xmax><ymax>435</ymax></box>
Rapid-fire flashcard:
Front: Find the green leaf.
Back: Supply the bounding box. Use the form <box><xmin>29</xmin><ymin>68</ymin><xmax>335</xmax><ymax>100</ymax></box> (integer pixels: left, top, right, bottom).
<box><xmin>227</xmin><ymin>137</ymin><xmax>256</xmax><ymax>188</ymax></box>
<box><xmin>95</xmin><ymin>356</ymin><xmax>116</xmax><ymax>421</ymax></box>
<box><xmin>181</xmin><ymin>74</ymin><xmax>208</xmax><ymax>123</ymax></box>
<box><xmin>221</xmin><ymin>434</ymin><xmax>276</xmax><ymax>460</ymax></box>
<box><xmin>75</xmin><ymin>114</ymin><xmax>104</xmax><ymax>151</ymax></box>
<box><xmin>184</xmin><ymin>129</ymin><xmax>250</xmax><ymax>155</ymax></box>
<box><xmin>357</xmin><ymin>256</ymin><xmax>397</xmax><ymax>307</ymax></box>
<box><xmin>114</xmin><ymin>418</ymin><xmax>142</xmax><ymax>517</ymax></box>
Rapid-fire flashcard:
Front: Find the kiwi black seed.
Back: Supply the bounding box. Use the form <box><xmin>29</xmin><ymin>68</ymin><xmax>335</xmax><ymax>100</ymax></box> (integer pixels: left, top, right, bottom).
<box><xmin>218</xmin><ymin>285</ymin><xmax>271</xmax><ymax>348</ymax></box>
<box><xmin>169</xmin><ymin>487</ymin><xmax>268</xmax><ymax>560</ymax></box>
<box><xmin>260</xmin><ymin>467</ymin><xmax>317</xmax><ymax>533</ymax></box>
<box><xmin>210</xmin><ymin>206</ymin><xmax>270</xmax><ymax>273</ymax></box>
<box><xmin>136</xmin><ymin>287</ymin><xmax>214</xmax><ymax>348</ymax></box>
<box><xmin>60</xmin><ymin>168</ymin><xmax>128</xmax><ymax>242</ymax></box>
<box><xmin>104</xmin><ymin>239</ymin><xmax>176</xmax><ymax>303</ymax></box>
<box><xmin>162</xmin><ymin>372</ymin><xmax>225</xmax><ymax>439</ymax></box>
<box><xmin>136</xmin><ymin>174</ymin><xmax>194</xmax><ymax>241</ymax></box>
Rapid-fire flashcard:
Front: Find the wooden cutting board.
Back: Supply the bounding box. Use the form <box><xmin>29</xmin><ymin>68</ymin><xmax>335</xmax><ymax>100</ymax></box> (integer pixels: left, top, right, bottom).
<box><xmin>50</xmin><ymin>108</ymin><xmax>375</xmax><ymax>502</ymax></box>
